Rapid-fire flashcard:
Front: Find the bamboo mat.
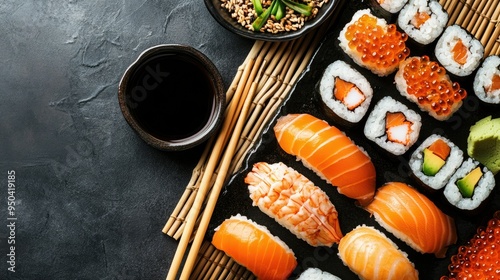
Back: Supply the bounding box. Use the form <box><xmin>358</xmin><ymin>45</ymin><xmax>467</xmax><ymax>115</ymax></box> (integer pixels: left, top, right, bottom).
<box><xmin>439</xmin><ymin>0</ymin><xmax>500</xmax><ymax>56</ymax></box>
<box><xmin>164</xmin><ymin>0</ymin><xmax>500</xmax><ymax>279</ymax></box>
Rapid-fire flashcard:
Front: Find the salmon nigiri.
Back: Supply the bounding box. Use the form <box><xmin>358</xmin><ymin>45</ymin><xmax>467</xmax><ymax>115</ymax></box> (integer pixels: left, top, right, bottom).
<box><xmin>338</xmin><ymin>225</ymin><xmax>419</xmax><ymax>280</ymax></box>
<box><xmin>365</xmin><ymin>182</ymin><xmax>457</xmax><ymax>257</ymax></box>
<box><xmin>273</xmin><ymin>113</ymin><xmax>376</xmax><ymax>206</ymax></box>
<box><xmin>211</xmin><ymin>214</ymin><xmax>297</xmax><ymax>280</ymax></box>
<box><xmin>245</xmin><ymin>161</ymin><xmax>343</xmax><ymax>247</ymax></box>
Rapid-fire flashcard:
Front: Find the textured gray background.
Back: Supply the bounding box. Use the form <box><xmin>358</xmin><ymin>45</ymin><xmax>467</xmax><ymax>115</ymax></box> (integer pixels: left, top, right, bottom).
<box><xmin>0</xmin><ymin>1</ymin><xmax>252</xmax><ymax>279</ymax></box>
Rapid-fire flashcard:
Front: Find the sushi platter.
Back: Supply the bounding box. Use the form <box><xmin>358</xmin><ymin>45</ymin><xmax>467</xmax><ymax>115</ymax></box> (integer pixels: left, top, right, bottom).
<box><xmin>207</xmin><ymin>0</ymin><xmax>500</xmax><ymax>279</ymax></box>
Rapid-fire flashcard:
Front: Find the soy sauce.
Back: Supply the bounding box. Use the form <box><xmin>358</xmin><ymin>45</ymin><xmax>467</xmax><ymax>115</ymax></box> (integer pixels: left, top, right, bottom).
<box><xmin>126</xmin><ymin>53</ymin><xmax>214</xmax><ymax>141</ymax></box>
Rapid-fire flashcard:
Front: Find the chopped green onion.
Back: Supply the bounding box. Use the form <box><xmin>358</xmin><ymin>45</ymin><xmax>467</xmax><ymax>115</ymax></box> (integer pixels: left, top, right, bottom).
<box><xmin>252</xmin><ymin>0</ymin><xmax>263</xmax><ymax>15</ymax></box>
<box><xmin>252</xmin><ymin>0</ymin><xmax>277</xmax><ymax>31</ymax></box>
<box><xmin>275</xmin><ymin>0</ymin><xmax>285</xmax><ymax>20</ymax></box>
<box><xmin>281</xmin><ymin>0</ymin><xmax>312</xmax><ymax>16</ymax></box>
<box><xmin>271</xmin><ymin>0</ymin><xmax>279</xmax><ymax>16</ymax></box>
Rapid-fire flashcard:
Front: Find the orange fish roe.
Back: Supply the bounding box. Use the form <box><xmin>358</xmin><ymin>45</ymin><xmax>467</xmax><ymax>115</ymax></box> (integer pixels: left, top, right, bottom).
<box><xmin>441</xmin><ymin>211</ymin><xmax>500</xmax><ymax>280</ymax></box>
<box><xmin>342</xmin><ymin>12</ymin><xmax>410</xmax><ymax>76</ymax></box>
<box><xmin>397</xmin><ymin>56</ymin><xmax>467</xmax><ymax>120</ymax></box>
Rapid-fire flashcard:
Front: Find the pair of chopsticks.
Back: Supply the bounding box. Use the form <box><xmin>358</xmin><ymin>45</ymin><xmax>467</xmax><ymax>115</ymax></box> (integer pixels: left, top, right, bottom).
<box><xmin>164</xmin><ymin>11</ymin><xmax>337</xmax><ymax>279</ymax></box>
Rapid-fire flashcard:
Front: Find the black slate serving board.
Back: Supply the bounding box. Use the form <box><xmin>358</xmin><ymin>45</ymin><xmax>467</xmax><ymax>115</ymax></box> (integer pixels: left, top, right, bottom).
<box><xmin>208</xmin><ymin>1</ymin><xmax>500</xmax><ymax>279</ymax></box>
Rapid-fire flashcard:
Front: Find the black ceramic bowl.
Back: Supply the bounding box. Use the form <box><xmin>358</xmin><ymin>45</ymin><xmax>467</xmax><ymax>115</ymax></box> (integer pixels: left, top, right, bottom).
<box><xmin>204</xmin><ymin>0</ymin><xmax>342</xmax><ymax>41</ymax></box>
<box><xmin>118</xmin><ymin>44</ymin><xmax>226</xmax><ymax>151</ymax></box>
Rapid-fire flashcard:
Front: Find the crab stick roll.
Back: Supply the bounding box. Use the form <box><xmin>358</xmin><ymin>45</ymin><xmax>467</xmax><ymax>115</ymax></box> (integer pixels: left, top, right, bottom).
<box><xmin>409</xmin><ymin>134</ymin><xmax>464</xmax><ymax>191</ymax></box>
<box><xmin>212</xmin><ymin>214</ymin><xmax>297</xmax><ymax>280</ymax></box>
<box><xmin>338</xmin><ymin>9</ymin><xmax>410</xmax><ymax>77</ymax></box>
<box><xmin>364</xmin><ymin>96</ymin><xmax>421</xmax><ymax>156</ymax></box>
<box><xmin>365</xmin><ymin>182</ymin><xmax>457</xmax><ymax>258</ymax></box>
<box><xmin>435</xmin><ymin>25</ymin><xmax>484</xmax><ymax>77</ymax></box>
<box><xmin>443</xmin><ymin>158</ymin><xmax>495</xmax><ymax>213</ymax></box>
<box><xmin>318</xmin><ymin>60</ymin><xmax>373</xmax><ymax>126</ymax></box>
<box><xmin>245</xmin><ymin>162</ymin><xmax>343</xmax><ymax>247</ymax></box>
<box><xmin>338</xmin><ymin>225</ymin><xmax>419</xmax><ymax>280</ymax></box>
<box><xmin>273</xmin><ymin>113</ymin><xmax>377</xmax><ymax>206</ymax></box>
<box><xmin>395</xmin><ymin>56</ymin><xmax>467</xmax><ymax>120</ymax></box>
<box><xmin>397</xmin><ymin>0</ymin><xmax>448</xmax><ymax>46</ymax></box>
<box><xmin>473</xmin><ymin>55</ymin><xmax>500</xmax><ymax>104</ymax></box>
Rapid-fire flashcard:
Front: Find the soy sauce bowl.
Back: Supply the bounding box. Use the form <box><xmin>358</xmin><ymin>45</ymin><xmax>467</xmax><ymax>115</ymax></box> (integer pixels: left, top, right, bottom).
<box><xmin>118</xmin><ymin>44</ymin><xmax>226</xmax><ymax>151</ymax></box>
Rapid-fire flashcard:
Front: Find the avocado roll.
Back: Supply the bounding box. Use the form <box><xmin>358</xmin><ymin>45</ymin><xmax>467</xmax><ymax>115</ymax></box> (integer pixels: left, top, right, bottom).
<box><xmin>409</xmin><ymin>134</ymin><xmax>464</xmax><ymax>192</ymax></box>
<box><xmin>435</xmin><ymin>25</ymin><xmax>484</xmax><ymax>77</ymax></box>
<box><xmin>397</xmin><ymin>0</ymin><xmax>448</xmax><ymax>46</ymax></box>
<box><xmin>364</xmin><ymin>96</ymin><xmax>422</xmax><ymax>156</ymax></box>
<box><xmin>443</xmin><ymin>158</ymin><xmax>495</xmax><ymax>213</ymax></box>
<box><xmin>473</xmin><ymin>55</ymin><xmax>500</xmax><ymax>104</ymax></box>
<box><xmin>318</xmin><ymin>60</ymin><xmax>373</xmax><ymax>126</ymax></box>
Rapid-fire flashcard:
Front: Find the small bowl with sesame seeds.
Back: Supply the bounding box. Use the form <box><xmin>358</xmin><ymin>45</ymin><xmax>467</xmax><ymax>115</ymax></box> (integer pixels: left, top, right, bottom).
<box><xmin>204</xmin><ymin>0</ymin><xmax>343</xmax><ymax>41</ymax></box>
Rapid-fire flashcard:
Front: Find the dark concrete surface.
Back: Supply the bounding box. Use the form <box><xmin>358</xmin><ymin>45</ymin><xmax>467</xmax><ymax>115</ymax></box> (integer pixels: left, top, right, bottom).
<box><xmin>0</xmin><ymin>1</ymin><xmax>253</xmax><ymax>279</ymax></box>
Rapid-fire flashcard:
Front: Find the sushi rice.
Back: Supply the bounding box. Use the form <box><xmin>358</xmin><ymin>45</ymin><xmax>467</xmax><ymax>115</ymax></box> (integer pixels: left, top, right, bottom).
<box><xmin>473</xmin><ymin>55</ymin><xmax>500</xmax><ymax>104</ymax></box>
<box><xmin>297</xmin><ymin>268</ymin><xmax>342</xmax><ymax>280</ymax></box>
<box><xmin>398</xmin><ymin>0</ymin><xmax>448</xmax><ymax>45</ymax></box>
<box><xmin>374</xmin><ymin>0</ymin><xmax>408</xmax><ymax>14</ymax></box>
<box><xmin>409</xmin><ymin>134</ymin><xmax>464</xmax><ymax>191</ymax></box>
<box><xmin>318</xmin><ymin>60</ymin><xmax>373</xmax><ymax>124</ymax></box>
<box><xmin>443</xmin><ymin>158</ymin><xmax>495</xmax><ymax>211</ymax></box>
<box><xmin>435</xmin><ymin>24</ymin><xmax>484</xmax><ymax>77</ymax></box>
<box><xmin>364</xmin><ymin>96</ymin><xmax>422</xmax><ymax>155</ymax></box>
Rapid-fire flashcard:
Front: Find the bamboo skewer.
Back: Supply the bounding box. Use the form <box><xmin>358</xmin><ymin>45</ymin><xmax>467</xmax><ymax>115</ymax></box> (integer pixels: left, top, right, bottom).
<box><xmin>467</xmin><ymin>0</ymin><xmax>488</xmax><ymax>34</ymax></box>
<box><xmin>462</xmin><ymin>0</ymin><xmax>481</xmax><ymax>31</ymax></box>
<box><xmin>474</xmin><ymin>0</ymin><xmax>496</xmax><ymax>43</ymax></box>
<box><xmin>165</xmin><ymin>47</ymin><xmax>258</xmax><ymax>279</ymax></box>
<box><xmin>454</xmin><ymin>0</ymin><xmax>473</xmax><ymax>26</ymax></box>
<box><xmin>481</xmin><ymin>3</ymin><xmax>500</xmax><ymax>50</ymax></box>
<box><xmin>178</xmin><ymin>80</ymin><xmax>259</xmax><ymax>279</ymax></box>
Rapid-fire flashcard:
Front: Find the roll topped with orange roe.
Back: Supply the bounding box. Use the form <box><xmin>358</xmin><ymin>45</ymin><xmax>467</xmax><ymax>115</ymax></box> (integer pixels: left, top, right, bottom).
<box><xmin>338</xmin><ymin>9</ymin><xmax>410</xmax><ymax>77</ymax></box>
<box><xmin>395</xmin><ymin>55</ymin><xmax>467</xmax><ymax>121</ymax></box>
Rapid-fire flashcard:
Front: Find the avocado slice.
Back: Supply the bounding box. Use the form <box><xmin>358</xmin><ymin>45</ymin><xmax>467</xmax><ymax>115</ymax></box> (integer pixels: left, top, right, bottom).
<box><xmin>422</xmin><ymin>148</ymin><xmax>446</xmax><ymax>176</ymax></box>
<box><xmin>456</xmin><ymin>167</ymin><xmax>483</xmax><ymax>198</ymax></box>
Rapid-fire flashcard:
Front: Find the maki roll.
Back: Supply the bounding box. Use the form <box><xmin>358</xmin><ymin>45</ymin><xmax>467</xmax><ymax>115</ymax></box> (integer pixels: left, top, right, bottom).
<box><xmin>473</xmin><ymin>55</ymin><xmax>500</xmax><ymax>104</ymax></box>
<box><xmin>409</xmin><ymin>134</ymin><xmax>464</xmax><ymax>191</ymax></box>
<box><xmin>443</xmin><ymin>158</ymin><xmax>495</xmax><ymax>213</ymax></box>
<box><xmin>435</xmin><ymin>24</ymin><xmax>484</xmax><ymax>77</ymax></box>
<box><xmin>397</xmin><ymin>0</ymin><xmax>448</xmax><ymax>46</ymax></box>
<box><xmin>318</xmin><ymin>60</ymin><xmax>373</xmax><ymax>126</ymax></box>
<box><xmin>364</xmin><ymin>96</ymin><xmax>421</xmax><ymax>156</ymax></box>
<box><xmin>368</xmin><ymin>0</ymin><xmax>408</xmax><ymax>21</ymax></box>
<box><xmin>338</xmin><ymin>9</ymin><xmax>410</xmax><ymax>77</ymax></box>
<box><xmin>395</xmin><ymin>56</ymin><xmax>467</xmax><ymax>120</ymax></box>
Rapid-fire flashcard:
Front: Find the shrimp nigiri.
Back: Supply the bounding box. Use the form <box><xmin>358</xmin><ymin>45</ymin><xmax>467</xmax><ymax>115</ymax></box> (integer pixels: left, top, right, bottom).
<box><xmin>245</xmin><ymin>161</ymin><xmax>343</xmax><ymax>247</ymax></box>
<box><xmin>273</xmin><ymin>113</ymin><xmax>376</xmax><ymax>206</ymax></box>
<box><xmin>338</xmin><ymin>225</ymin><xmax>419</xmax><ymax>280</ymax></box>
<box><xmin>211</xmin><ymin>214</ymin><xmax>297</xmax><ymax>280</ymax></box>
<box><xmin>365</xmin><ymin>182</ymin><xmax>457</xmax><ymax>257</ymax></box>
